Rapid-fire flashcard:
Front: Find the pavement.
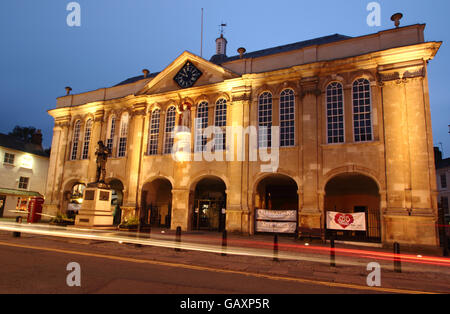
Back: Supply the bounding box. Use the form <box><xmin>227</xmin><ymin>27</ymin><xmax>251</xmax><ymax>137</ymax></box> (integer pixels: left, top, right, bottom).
<box><xmin>0</xmin><ymin>222</ymin><xmax>449</xmax><ymax>294</ymax></box>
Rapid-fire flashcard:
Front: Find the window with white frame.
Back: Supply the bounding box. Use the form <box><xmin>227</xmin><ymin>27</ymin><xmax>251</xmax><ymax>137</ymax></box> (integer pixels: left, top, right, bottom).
<box><xmin>71</xmin><ymin>120</ymin><xmax>81</xmax><ymax>160</ymax></box>
<box><xmin>258</xmin><ymin>92</ymin><xmax>273</xmax><ymax>148</ymax></box>
<box><xmin>163</xmin><ymin>107</ymin><xmax>176</xmax><ymax>154</ymax></box>
<box><xmin>81</xmin><ymin>119</ymin><xmax>93</xmax><ymax>160</ymax></box>
<box><xmin>106</xmin><ymin>115</ymin><xmax>116</xmax><ymax>156</ymax></box>
<box><xmin>214</xmin><ymin>98</ymin><xmax>227</xmax><ymax>151</ymax></box>
<box><xmin>117</xmin><ymin>113</ymin><xmax>129</xmax><ymax>158</ymax></box>
<box><xmin>147</xmin><ymin>109</ymin><xmax>161</xmax><ymax>155</ymax></box>
<box><xmin>18</xmin><ymin>177</ymin><xmax>29</xmax><ymax>189</ymax></box>
<box><xmin>352</xmin><ymin>78</ymin><xmax>373</xmax><ymax>142</ymax></box>
<box><xmin>3</xmin><ymin>152</ymin><xmax>15</xmax><ymax>165</ymax></box>
<box><xmin>326</xmin><ymin>82</ymin><xmax>345</xmax><ymax>144</ymax></box>
<box><xmin>195</xmin><ymin>101</ymin><xmax>209</xmax><ymax>152</ymax></box>
<box><xmin>280</xmin><ymin>89</ymin><xmax>295</xmax><ymax>147</ymax></box>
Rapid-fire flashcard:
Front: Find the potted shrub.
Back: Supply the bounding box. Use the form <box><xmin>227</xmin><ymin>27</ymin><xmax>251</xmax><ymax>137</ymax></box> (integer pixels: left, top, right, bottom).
<box><xmin>119</xmin><ymin>216</ymin><xmax>139</xmax><ymax>231</ymax></box>
<box><xmin>49</xmin><ymin>212</ymin><xmax>74</xmax><ymax>226</ymax></box>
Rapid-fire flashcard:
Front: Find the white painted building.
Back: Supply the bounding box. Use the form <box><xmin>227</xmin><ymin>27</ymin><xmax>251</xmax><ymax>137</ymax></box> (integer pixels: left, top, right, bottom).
<box><xmin>0</xmin><ymin>132</ymin><xmax>49</xmax><ymax>218</ymax></box>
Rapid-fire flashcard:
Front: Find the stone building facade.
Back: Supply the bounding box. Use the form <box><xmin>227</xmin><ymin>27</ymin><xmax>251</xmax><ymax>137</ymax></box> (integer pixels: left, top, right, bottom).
<box><xmin>44</xmin><ymin>23</ymin><xmax>441</xmax><ymax>247</ymax></box>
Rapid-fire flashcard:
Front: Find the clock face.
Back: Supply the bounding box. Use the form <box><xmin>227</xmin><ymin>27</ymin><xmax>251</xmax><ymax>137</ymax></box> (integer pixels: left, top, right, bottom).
<box><xmin>174</xmin><ymin>61</ymin><xmax>203</xmax><ymax>89</ymax></box>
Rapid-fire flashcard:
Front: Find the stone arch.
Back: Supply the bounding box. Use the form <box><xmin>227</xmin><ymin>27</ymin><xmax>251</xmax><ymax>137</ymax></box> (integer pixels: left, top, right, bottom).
<box><xmin>322</xmin><ymin>166</ymin><xmax>383</xmax><ymax>193</ymax></box>
<box><xmin>323</xmin><ymin>170</ymin><xmax>382</xmax><ymax>243</ymax></box>
<box><xmin>141</xmin><ymin>177</ymin><xmax>173</xmax><ymax>227</ymax></box>
<box><xmin>189</xmin><ymin>175</ymin><xmax>227</xmax><ymax>232</ymax></box>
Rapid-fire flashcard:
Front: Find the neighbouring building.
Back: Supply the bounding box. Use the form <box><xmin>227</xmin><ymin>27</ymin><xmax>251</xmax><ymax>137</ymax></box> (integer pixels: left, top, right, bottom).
<box><xmin>0</xmin><ymin>131</ymin><xmax>49</xmax><ymax>218</ymax></box>
<box><xmin>44</xmin><ymin>18</ymin><xmax>442</xmax><ymax>248</ymax></box>
<box><xmin>435</xmin><ymin>148</ymin><xmax>450</xmax><ymax>222</ymax></box>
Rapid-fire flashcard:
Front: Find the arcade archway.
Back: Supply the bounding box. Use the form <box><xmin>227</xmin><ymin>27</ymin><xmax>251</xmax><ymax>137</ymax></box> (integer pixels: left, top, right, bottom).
<box><xmin>191</xmin><ymin>177</ymin><xmax>226</xmax><ymax>232</ymax></box>
<box><xmin>141</xmin><ymin>178</ymin><xmax>173</xmax><ymax>227</ymax></box>
<box><xmin>254</xmin><ymin>174</ymin><xmax>299</xmax><ymax>234</ymax></box>
<box><xmin>324</xmin><ymin>173</ymin><xmax>381</xmax><ymax>243</ymax></box>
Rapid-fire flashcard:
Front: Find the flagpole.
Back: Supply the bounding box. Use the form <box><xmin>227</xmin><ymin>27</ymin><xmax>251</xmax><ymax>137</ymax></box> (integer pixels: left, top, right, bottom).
<box><xmin>200</xmin><ymin>8</ymin><xmax>204</xmax><ymax>58</ymax></box>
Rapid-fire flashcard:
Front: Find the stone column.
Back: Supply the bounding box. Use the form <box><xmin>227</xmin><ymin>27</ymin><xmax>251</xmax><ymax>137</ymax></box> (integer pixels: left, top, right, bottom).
<box><xmin>170</xmin><ymin>188</ymin><xmax>191</xmax><ymax>231</ymax></box>
<box><xmin>225</xmin><ymin>89</ymin><xmax>251</xmax><ymax>234</ymax></box>
<box><xmin>379</xmin><ymin>64</ymin><xmax>438</xmax><ymax>247</ymax></box>
<box><xmin>123</xmin><ymin>103</ymin><xmax>147</xmax><ymax>210</ymax></box>
<box><xmin>298</xmin><ymin>78</ymin><xmax>322</xmax><ymax>234</ymax></box>
<box><xmin>43</xmin><ymin>116</ymin><xmax>71</xmax><ymax>216</ymax></box>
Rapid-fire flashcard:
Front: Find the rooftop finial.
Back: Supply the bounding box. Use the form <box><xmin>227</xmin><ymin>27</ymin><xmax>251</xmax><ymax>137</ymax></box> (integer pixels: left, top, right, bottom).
<box><xmin>391</xmin><ymin>13</ymin><xmax>403</xmax><ymax>28</ymax></box>
<box><xmin>219</xmin><ymin>23</ymin><xmax>227</xmax><ymax>37</ymax></box>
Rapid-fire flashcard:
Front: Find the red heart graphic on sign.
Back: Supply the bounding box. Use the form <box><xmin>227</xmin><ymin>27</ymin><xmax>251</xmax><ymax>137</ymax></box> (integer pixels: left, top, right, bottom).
<box><xmin>335</xmin><ymin>214</ymin><xmax>354</xmax><ymax>229</ymax></box>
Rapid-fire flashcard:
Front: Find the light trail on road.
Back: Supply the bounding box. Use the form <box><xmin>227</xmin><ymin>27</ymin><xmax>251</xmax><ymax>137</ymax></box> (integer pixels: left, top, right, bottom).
<box><xmin>0</xmin><ymin>221</ymin><xmax>449</xmax><ymax>273</ymax></box>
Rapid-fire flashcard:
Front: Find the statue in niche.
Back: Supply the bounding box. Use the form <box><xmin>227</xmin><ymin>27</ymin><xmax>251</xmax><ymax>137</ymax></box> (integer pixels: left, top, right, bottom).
<box><xmin>177</xmin><ymin>102</ymin><xmax>191</xmax><ymax>130</ymax></box>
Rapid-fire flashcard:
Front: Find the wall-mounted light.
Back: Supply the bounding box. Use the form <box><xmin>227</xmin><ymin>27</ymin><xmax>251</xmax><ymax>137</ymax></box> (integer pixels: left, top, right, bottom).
<box><xmin>20</xmin><ymin>155</ymin><xmax>33</xmax><ymax>169</ymax></box>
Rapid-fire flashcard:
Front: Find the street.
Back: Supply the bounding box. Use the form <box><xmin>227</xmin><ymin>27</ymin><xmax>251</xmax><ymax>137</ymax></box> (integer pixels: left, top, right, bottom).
<box><xmin>0</xmin><ymin>237</ymin><xmax>375</xmax><ymax>294</ymax></box>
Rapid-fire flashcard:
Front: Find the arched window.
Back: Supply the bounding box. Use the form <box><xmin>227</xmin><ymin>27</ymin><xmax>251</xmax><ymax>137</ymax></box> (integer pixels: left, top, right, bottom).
<box><xmin>164</xmin><ymin>106</ymin><xmax>176</xmax><ymax>154</ymax></box>
<box><xmin>258</xmin><ymin>92</ymin><xmax>272</xmax><ymax>148</ymax></box>
<box><xmin>70</xmin><ymin>120</ymin><xmax>81</xmax><ymax>160</ymax></box>
<box><xmin>352</xmin><ymin>78</ymin><xmax>373</xmax><ymax>142</ymax></box>
<box><xmin>214</xmin><ymin>98</ymin><xmax>227</xmax><ymax>151</ymax></box>
<box><xmin>117</xmin><ymin>112</ymin><xmax>129</xmax><ymax>158</ymax></box>
<box><xmin>195</xmin><ymin>101</ymin><xmax>209</xmax><ymax>152</ymax></box>
<box><xmin>81</xmin><ymin>119</ymin><xmax>93</xmax><ymax>160</ymax></box>
<box><xmin>280</xmin><ymin>89</ymin><xmax>295</xmax><ymax>147</ymax></box>
<box><xmin>106</xmin><ymin>115</ymin><xmax>116</xmax><ymax>156</ymax></box>
<box><xmin>147</xmin><ymin>109</ymin><xmax>161</xmax><ymax>155</ymax></box>
<box><xmin>326</xmin><ymin>82</ymin><xmax>344</xmax><ymax>144</ymax></box>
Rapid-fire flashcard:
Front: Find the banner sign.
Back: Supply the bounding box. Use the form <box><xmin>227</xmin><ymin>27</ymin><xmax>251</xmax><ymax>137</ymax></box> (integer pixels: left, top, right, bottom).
<box><xmin>326</xmin><ymin>211</ymin><xmax>366</xmax><ymax>231</ymax></box>
<box><xmin>256</xmin><ymin>209</ymin><xmax>297</xmax><ymax>222</ymax></box>
<box><xmin>256</xmin><ymin>221</ymin><xmax>297</xmax><ymax>233</ymax></box>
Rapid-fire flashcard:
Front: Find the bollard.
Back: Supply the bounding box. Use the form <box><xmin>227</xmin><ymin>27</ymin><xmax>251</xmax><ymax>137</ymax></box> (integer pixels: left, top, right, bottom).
<box><xmin>175</xmin><ymin>226</ymin><xmax>181</xmax><ymax>252</ymax></box>
<box><xmin>330</xmin><ymin>235</ymin><xmax>336</xmax><ymax>267</ymax></box>
<box><xmin>13</xmin><ymin>216</ymin><xmax>22</xmax><ymax>238</ymax></box>
<box><xmin>273</xmin><ymin>234</ymin><xmax>279</xmax><ymax>262</ymax></box>
<box><xmin>394</xmin><ymin>242</ymin><xmax>401</xmax><ymax>273</ymax></box>
<box><xmin>221</xmin><ymin>230</ymin><xmax>227</xmax><ymax>256</ymax></box>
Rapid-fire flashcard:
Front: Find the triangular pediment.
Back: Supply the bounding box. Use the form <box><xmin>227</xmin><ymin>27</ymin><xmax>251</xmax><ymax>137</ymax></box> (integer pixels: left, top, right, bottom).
<box><xmin>137</xmin><ymin>51</ymin><xmax>239</xmax><ymax>95</ymax></box>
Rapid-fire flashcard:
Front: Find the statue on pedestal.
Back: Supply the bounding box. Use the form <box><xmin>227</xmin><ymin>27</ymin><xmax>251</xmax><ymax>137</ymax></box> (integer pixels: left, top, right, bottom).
<box><xmin>89</xmin><ymin>141</ymin><xmax>110</xmax><ymax>188</ymax></box>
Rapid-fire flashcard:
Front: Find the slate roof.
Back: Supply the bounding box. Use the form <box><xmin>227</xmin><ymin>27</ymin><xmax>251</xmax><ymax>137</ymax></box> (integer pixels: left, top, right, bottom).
<box><xmin>437</xmin><ymin>158</ymin><xmax>450</xmax><ymax>170</ymax></box>
<box><xmin>115</xmin><ymin>33</ymin><xmax>351</xmax><ymax>87</ymax></box>
<box><xmin>0</xmin><ymin>133</ymin><xmax>49</xmax><ymax>158</ymax></box>
<box><xmin>210</xmin><ymin>33</ymin><xmax>352</xmax><ymax>64</ymax></box>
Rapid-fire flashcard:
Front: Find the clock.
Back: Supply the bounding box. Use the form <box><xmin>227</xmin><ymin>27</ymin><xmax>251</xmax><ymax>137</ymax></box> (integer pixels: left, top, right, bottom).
<box><xmin>174</xmin><ymin>61</ymin><xmax>202</xmax><ymax>88</ymax></box>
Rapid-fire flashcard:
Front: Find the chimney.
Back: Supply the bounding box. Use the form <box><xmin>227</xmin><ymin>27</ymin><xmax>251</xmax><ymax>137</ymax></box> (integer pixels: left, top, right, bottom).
<box><xmin>216</xmin><ymin>34</ymin><xmax>227</xmax><ymax>56</ymax></box>
<box><xmin>31</xmin><ymin>130</ymin><xmax>43</xmax><ymax>147</ymax></box>
<box><xmin>434</xmin><ymin>147</ymin><xmax>443</xmax><ymax>167</ymax></box>
<box><xmin>65</xmin><ymin>86</ymin><xmax>72</xmax><ymax>95</ymax></box>
<box><xmin>142</xmin><ymin>69</ymin><xmax>150</xmax><ymax>78</ymax></box>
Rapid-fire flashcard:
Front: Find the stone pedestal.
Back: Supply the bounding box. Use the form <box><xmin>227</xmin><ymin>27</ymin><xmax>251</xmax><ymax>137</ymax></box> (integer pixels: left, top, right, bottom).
<box><xmin>75</xmin><ymin>185</ymin><xmax>113</xmax><ymax>227</ymax></box>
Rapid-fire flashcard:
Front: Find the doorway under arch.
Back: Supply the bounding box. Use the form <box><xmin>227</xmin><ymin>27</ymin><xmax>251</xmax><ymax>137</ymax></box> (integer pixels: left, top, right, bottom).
<box><xmin>324</xmin><ymin>173</ymin><xmax>381</xmax><ymax>243</ymax></box>
<box><xmin>107</xmin><ymin>178</ymin><xmax>124</xmax><ymax>225</ymax></box>
<box><xmin>141</xmin><ymin>178</ymin><xmax>173</xmax><ymax>227</ymax></box>
<box><xmin>191</xmin><ymin>176</ymin><xmax>226</xmax><ymax>232</ymax></box>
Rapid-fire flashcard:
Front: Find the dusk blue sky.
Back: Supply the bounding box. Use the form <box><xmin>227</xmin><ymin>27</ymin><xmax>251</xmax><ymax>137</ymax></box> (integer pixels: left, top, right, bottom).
<box><xmin>0</xmin><ymin>0</ymin><xmax>449</xmax><ymax>156</ymax></box>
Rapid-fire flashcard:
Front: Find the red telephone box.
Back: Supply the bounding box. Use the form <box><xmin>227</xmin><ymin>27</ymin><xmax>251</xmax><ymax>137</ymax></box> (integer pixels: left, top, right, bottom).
<box><xmin>27</xmin><ymin>197</ymin><xmax>44</xmax><ymax>223</ymax></box>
